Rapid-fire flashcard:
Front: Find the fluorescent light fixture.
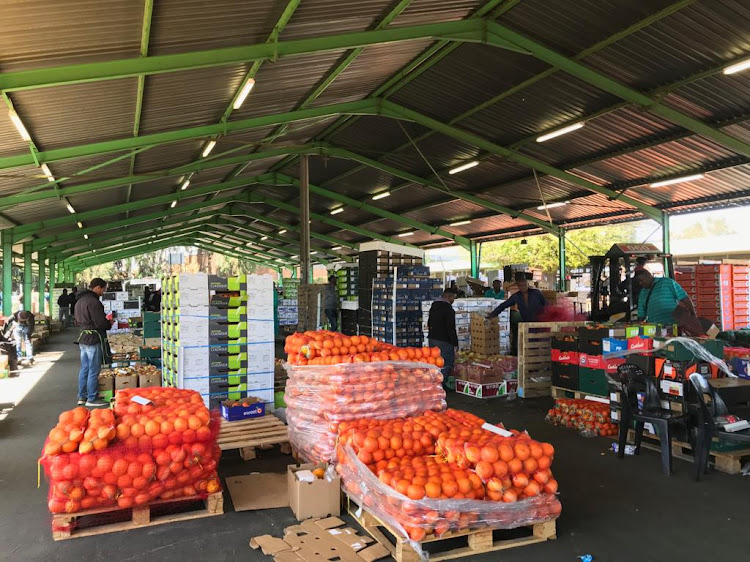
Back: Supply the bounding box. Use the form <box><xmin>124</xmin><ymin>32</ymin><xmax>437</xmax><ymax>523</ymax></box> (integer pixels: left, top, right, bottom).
<box><xmin>536</xmin><ymin>201</ymin><xmax>568</xmax><ymax>210</ymax></box>
<box><xmin>66</xmin><ymin>202</ymin><xmax>75</xmax><ymax>214</ymax></box>
<box><xmin>331</xmin><ymin>246</ymin><xmax>342</xmax><ymax>251</ymax></box>
<box><xmin>41</xmin><ymin>163</ymin><xmax>55</xmax><ymax>182</ymax></box>
<box><xmin>260</xmin><ymin>235</ymin><xmax>268</xmax><ymax>241</ymax></box>
<box><xmin>723</xmin><ymin>57</ymin><xmax>750</xmax><ymax>75</ymax></box>
<box><xmin>170</xmin><ymin>200</ymin><xmax>178</xmax><ymax>208</ymax></box>
<box><xmin>83</xmin><ymin>234</ymin><xmax>89</xmax><ymax>240</ymax></box>
<box><xmin>8</xmin><ymin>110</ymin><xmax>31</xmax><ymax>141</ymax></box>
<box><xmin>232</xmin><ymin>78</ymin><xmax>256</xmax><ymax>109</ymax></box>
<box><xmin>310</xmin><ymin>251</ymin><xmax>317</xmax><ymax>255</ymax></box>
<box><xmin>77</xmin><ymin>221</ymin><xmax>83</xmax><ymax>228</ymax></box>
<box><xmin>398</xmin><ymin>231</ymin><xmax>415</xmax><ymax>237</ymax></box>
<box><xmin>448</xmin><ymin>161</ymin><xmax>479</xmax><ymax>175</ymax></box>
<box><xmin>536</xmin><ymin>122</ymin><xmax>584</xmax><ymax>142</ymax></box>
<box><xmin>278</xmin><ymin>229</ymin><xmax>287</xmax><ymax>235</ymax></box>
<box><xmin>330</xmin><ymin>207</ymin><xmax>344</xmax><ymax>215</ymax></box>
<box><xmin>180</xmin><ymin>179</ymin><xmax>190</xmax><ymax>191</ymax></box>
<box><xmin>291</xmin><ymin>255</ymin><xmax>298</xmax><ymax>259</ymax></box>
<box><xmin>92</xmin><ymin>249</ymin><xmax>96</xmax><ymax>253</ymax></box>
<box><xmin>449</xmin><ymin>220</ymin><xmax>471</xmax><ymax>227</ymax></box>
<box><xmin>201</xmin><ymin>140</ymin><xmax>217</xmax><ymax>158</ymax></box>
<box><xmin>649</xmin><ymin>173</ymin><xmax>705</xmax><ymax>188</ymax></box>
<box><xmin>372</xmin><ymin>191</ymin><xmax>390</xmax><ymax>200</ymax></box>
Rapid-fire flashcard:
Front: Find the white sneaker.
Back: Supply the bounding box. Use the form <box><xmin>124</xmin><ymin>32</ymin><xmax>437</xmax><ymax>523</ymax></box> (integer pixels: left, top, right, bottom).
<box><xmin>77</xmin><ymin>399</ymin><xmax>86</xmax><ymax>406</ymax></box>
<box><xmin>85</xmin><ymin>401</ymin><xmax>108</xmax><ymax>407</ymax></box>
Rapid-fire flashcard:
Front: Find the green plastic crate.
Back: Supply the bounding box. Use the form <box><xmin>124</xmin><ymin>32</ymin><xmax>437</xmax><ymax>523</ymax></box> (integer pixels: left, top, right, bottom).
<box><xmin>578</xmin><ymin>367</ymin><xmax>609</xmax><ymax>397</ymax></box>
<box><xmin>275</xmin><ymin>391</ymin><xmax>286</xmax><ymax>409</ymax></box>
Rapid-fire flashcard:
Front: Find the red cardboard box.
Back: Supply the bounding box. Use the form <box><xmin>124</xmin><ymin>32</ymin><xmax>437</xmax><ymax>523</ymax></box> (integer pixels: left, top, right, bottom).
<box><xmin>551</xmin><ymin>349</ymin><xmax>579</xmax><ymax>365</ymax></box>
<box><xmin>627</xmin><ymin>337</ymin><xmax>653</xmax><ymax>352</ymax></box>
<box><xmin>579</xmin><ymin>353</ymin><xmax>605</xmax><ymax>370</ymax></box>
<box><xmin>604</xmin><ymin>357</ymin><xmax>626</xmax><ymax>374</ymax></box>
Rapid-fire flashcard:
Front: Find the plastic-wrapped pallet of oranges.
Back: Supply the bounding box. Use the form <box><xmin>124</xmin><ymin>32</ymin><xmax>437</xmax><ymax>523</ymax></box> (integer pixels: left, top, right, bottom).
<box><xmin>285</xmin><ymin>330</ymin><xmax>445</xmax><ymax>367</ymax></box>
<box><xmin>335</xmin><ymin>409</ymin><xmax>561</xmax><ymax>546</ymax></box>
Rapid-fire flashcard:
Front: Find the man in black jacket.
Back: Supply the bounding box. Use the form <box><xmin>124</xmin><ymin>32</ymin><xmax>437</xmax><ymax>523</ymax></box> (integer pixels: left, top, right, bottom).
<box><xmin>57</xmin><ymin>289</ymin><xmax>71</xmax><ymax>327</ymax></box>
<box><xmin>74</xmin><ymin>278</ymin><xmax>110</xmax><ymax>407</ymax></box>
<box><xmin>428</xmin><ymin>289</ymin><xmax>458</xmax><ymax>385</ymax></box>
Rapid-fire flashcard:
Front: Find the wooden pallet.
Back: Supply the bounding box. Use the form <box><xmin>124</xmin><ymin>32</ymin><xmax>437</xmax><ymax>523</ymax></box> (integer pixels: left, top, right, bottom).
<box><xmin>347</xmin><ymin>498</ymin><xmax>556</xmax><ymax>562</ymax></box>
<box><xmin>518</xmin><ymin>322</ymin><xmax>585</xmax><ymax>399</ymax></box>
<box><xmin>217</xmin><ymin>415</ymin><xmax>290</xmax><ymax>460</ymax></box>
<box><xmin>550</xmin><ymin>386</ymin><xmax>608</xmax><ymax>400</ymax></box>
<box><xmin>623</xmin><ymin>429</ymin><xmax>750</xmax><ymax>475</ymax></box>
<box><xmin>52</xmin><ymin>492</ymin><xmax>223</xmax><ymax>540</ymax></box>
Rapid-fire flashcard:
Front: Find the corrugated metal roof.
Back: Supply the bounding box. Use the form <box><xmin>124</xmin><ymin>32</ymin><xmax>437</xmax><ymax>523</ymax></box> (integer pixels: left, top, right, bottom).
<box><xmin>0</xmin><ymin>0</ymin><xmax>749</xmax><ymax>258</ymax></box>
<box><xmin>0</xmin><ymin>0</ymin><xmax>141</xmax><ymax>71</ymax></box>
<box><xmin>12</xmin><ymin>79</ymin><xmax>137</xmax><ymax>149</ymax></box>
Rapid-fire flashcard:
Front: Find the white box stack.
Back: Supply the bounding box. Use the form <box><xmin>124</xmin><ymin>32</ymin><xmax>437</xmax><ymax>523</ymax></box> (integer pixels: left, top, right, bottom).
<box><xmin>161</xmin><ymin>273</ymin><xmax>275</xmax><ymax>410</ymax></box>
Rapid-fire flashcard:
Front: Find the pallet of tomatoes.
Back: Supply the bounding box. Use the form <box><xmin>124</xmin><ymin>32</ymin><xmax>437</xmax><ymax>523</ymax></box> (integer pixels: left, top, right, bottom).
<box><xmin>335</xmin><ymin>409</ymin><xmax>561</xmax><ymax>548</ymax></box>
<box><xmin>545</xmin><ymin>398</ymin><xmax>618</xmax><ymax>437</ymax></box>
<box><xmin>284</xmin><ymin>330</ymin><xmax>446</xmax><ymax>367</ymax></box>
<box><xmin>41</xmin><ymin>387</ymin><xmax>222</xmax><ymax>516</ymax></box>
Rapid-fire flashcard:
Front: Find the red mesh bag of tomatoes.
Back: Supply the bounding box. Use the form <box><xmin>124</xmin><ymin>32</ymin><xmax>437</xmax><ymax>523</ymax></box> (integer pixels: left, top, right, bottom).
<box><xmin>41</xmin><ymin>388</ymin><xmax>222</xmax><ymax>522</ymax></box>
<box><xmin>334</xmin><ymin>410</ymin><xmax>561</xmax><ymax>558</ymax></box>
<box><xmin>284</xmin><ymin>361</ymin><xmax>446</xmax><ymax>463</ymax></box>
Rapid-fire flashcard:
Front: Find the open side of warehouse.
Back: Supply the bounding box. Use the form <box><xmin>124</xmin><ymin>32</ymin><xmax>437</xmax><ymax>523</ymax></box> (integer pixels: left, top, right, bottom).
<box><xmin>2</xmin><ymin>1</ymin><xmax>750</xmax><ymax>561</ymax></box>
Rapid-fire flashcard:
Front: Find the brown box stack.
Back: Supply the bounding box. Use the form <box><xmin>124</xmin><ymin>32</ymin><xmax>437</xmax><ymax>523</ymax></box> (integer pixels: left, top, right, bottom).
<box><xmin>470</xmin><ymin>313</ymin><xmax>500</xmax><ymax>355</ymax></box>
<box><xmin>297</xmin><ymin>284</ymin><xmax>327</xmax><ymax>332</ymax></box>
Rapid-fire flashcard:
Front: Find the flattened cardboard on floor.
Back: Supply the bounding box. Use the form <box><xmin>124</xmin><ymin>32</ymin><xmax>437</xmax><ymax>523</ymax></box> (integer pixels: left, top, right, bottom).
<box><xmin>250</xmin><ymin>517</ymin><xmax>389</xmax><ymax>562</ymax></box>
<box><xmin>226</xmin><ymin>473</ymin><xmax>288</xmax><ymax>511</ymax></box>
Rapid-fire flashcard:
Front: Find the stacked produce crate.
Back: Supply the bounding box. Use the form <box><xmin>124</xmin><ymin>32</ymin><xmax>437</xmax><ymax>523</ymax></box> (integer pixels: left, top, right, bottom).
<box><xmin>101</xmin><ymin>290</ymin><xmax>141</xmax><ymax>329</ymax></box>
<box><xmin>372</xmin><ymin>265</ymin><xmax>442</xmax><ymax>346</ymax></box>
<box><xmin>335</xmin><ymin>265</ymin><xmax>358</xmax><ymax>301</ymax></box>
<box><xmin>421</xmin><ymin>298</ymin><xmax>508</xmax><ymax>351</ymax></box>
<box><xmin>161</xmin><ymin>273</ymin><xmax>275</xmax><ymax>409</ymax></box>
<box><xmin>676</xmin><ymin>264</ymin><xmax>747</xmax><ymax>329</ymax></box>
<box><xmin>358</xmin><ymin>241</ymin><xmax>424</xmax><ymax>337</ymax></box>
<box><xmin>297</xmin><ymin>284</ymin><xmax>326</xmax><ymax>331</ymax></box>
<box><xmin>277</xmin><ymin>279</ymin><xmax>299</xmax><ymax>330</ymax></box>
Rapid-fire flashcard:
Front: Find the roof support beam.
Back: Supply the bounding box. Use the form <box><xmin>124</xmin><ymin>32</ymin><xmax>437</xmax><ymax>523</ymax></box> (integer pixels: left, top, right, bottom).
<box><xmin>269</xmin><ymin>173</ymin><xmax>474</xmax><ymax>248</ymax></box>
<box><xmin>0</xmin><ymin>20</ymin><xmax>488</xmax><ymax>92</ymax></box>
<box><xmin>190</xmin><ymin>239</ymin><xmax>290</xmax><ymax>269</ymax></box>
<box><xmin>379</xmin><ymin>101</ymin><xmax>662</xmax><ymax>221</ymax></box>
<box><xmin>0</xmin><ymin>101</ymin><xmax>376</xmax><ymax>171</ymax></box>
<box><xmin>317</xmin><ymin>0</ymin><xmax>696</xmax><ymax>188</ymax></box>
<box><xmin>486</xmin><ymin>20</ymin><xmax>750</xmax><ymax>158</ymax></box>
<box><xmin>69</xmin><ymin>235</ymin><xmax>193</xmax><ymax>267</ymax></box>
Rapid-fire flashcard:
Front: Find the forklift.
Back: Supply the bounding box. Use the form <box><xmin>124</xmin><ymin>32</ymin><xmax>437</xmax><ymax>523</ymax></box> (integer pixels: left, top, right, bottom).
<box><xmin>589</xmin><ymin>243</ymin><xmax>674</xmax><ymax>322</ymax></box>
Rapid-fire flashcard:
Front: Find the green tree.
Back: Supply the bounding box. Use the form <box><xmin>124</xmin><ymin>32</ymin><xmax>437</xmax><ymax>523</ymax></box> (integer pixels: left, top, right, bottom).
<box><xmin>481</xmin><ymin>223</ymin><xmax>638</xmax><ymax>274</ymax></box>
<box><xmin>673</xmin><ymin>217</ymin><xmax>736</xmax><ymax>240</ymax></box>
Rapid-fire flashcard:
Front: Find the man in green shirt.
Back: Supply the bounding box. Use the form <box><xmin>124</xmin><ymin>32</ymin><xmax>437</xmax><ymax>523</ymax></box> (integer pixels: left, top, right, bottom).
<box><xmin>484</xmin><ymin>279</ymin><xmax>505</xmax><ymax>299</ymax></box>
<box><xmin>635</xmin><ymin>269</ymin><xmax>695</xmax><ymax>325</ymax></box>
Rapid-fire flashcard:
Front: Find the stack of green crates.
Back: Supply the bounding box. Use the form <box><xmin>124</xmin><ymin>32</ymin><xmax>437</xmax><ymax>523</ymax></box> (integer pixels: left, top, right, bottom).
<box><xmin>336</xmin><ymin>266</ymin><xmax>358</xmax><ymax>301</ymax></box>
<box><xmin>142</xmin><ymin>311</ymin><xmax>162</xmax><ymax>367</ymax></box>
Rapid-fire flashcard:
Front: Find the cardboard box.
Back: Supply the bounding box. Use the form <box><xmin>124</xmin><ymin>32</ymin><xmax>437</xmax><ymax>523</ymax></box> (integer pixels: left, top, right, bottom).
<box><xmin>97</xmin><ymin>376</ymin><xmax>114</xmax><ymax>393</ymax></box>
<box><xmin>138</xmin><ymin>373</ymin><xmax>161</xmax><ymax>388</ymax></box>
<box><xmin>221</xmin><ymin>399</ymin><xmax>266</xmax><ymax>421</ymax></box>
<box><xmin>287</xmin><ymin>463</ymin><xmax>341</xmax><ymax>521</ymax></box>
<box><xmin>455</xmin><ymin>379</ymin><xmax>507</xmax><ymax>398</ymax></box>
<box><xmin>579</xmin><ymin>353</ymin><xmax>605</xmax><ymax>370</ymax></box>
<box><xmin>114</xmin><ymin>375</ymin><xmax>138</xmax><ymax>390</ymax></box>
<box><xmin>551</xmin><ymin>349</ymin><xmax>579</xmax><ymax>365</ymax></box>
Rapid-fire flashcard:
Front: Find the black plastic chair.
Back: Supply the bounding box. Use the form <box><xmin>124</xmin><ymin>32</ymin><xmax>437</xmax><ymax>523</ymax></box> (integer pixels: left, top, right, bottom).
<box><xmin>689</xmin><ymin>373</ymin><xmax>750</xmax><ymax>481</ymax></box>
<box><xmin>617</xmin><ymin>364</ymin><xmax>687</xmax><ymax>475</ymax></box>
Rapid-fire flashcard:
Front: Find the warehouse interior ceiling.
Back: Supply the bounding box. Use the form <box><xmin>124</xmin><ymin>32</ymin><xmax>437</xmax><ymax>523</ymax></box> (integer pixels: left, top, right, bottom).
<box><xmin>1</xmin><ymin>0</ymin><xmax>750</xmax><ymax>270</ymax></box>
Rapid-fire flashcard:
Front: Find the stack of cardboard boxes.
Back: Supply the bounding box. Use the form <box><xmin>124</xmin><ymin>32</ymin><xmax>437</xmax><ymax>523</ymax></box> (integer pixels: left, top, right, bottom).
<box><xmin>278</xmin><ymin>280</ymin><xmax>299</xmax><ymax>329</ymax></box>
<box><xmin>372</xmin><ymin>266</ymin><xmax>442</xmax><ymax>347</ymax></box>
<box><xmin>161</xmin><ymin>273</ymin><xmax>275</xmax><ymax>409</ymax></box>
<box><xmin>297</xmin><ymin>284</ymin><xmax>326</xmax><ymax>332</ymax></box>
<box><xmin>358</xmin><ymin>241</ymin><xmax>424</xmax><ymax>337</ymax></box>
<box><xmin>676</xmin><ymin>264</ymin><xmax>749</xmax><ymax>330</ymax></box>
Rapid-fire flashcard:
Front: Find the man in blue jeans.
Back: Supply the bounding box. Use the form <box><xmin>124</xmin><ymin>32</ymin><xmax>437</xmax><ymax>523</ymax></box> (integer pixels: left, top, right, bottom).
<box><xmin>12</xmin><ymin>310</ymin><xmax>35</xmax><ymax>365</ymax></box>
<box><xmin>428</xmin><ymin>288</ymin><xmax>458</xmax><ymax>389</ymax></box>
<box><xmin>74</xmin><ymin>278</ymin><xmax>110</xmax><ymax>407</ymax></box>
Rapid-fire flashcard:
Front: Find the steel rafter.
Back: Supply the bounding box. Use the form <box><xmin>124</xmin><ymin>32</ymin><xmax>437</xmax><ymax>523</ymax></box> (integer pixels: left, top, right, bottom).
<box><xmin>486</xmin><ymin>21</ymin><xmax>750</xmax><ymax>158</ymax></box>
<box><xmin>0</xmin><ymin>20</ymin><xmax>490</xmax><ymax>91</ymax></box>
<box><xmin>0</xmin><ymin>101</ymin><xmax>376</xmax><ymax>171</ymax></box>
<box><xmin>379</xmin><ymin>101</ymin><xmax>662</xmax><ymax>220</ymax></box>
<box><xmin>316</xmin><ymin>0</ymin><xmax>696</xmax><ymax>189</ymax></box>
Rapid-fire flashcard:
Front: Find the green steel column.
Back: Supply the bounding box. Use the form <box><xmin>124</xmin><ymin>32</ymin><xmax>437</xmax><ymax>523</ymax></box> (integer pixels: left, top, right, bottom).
<box><xmin>469</xmin><ymin>240</ymin><xmax>479</xmax><ymax>278</ymax></box>
<box><xmin>38</xmin><ymin>250</ymin><xmax>46</xmax><ymax>315</ymax></box>
<box><xmin>2</xmin><ymin>231</ymin><xmax>12</xmax><ymax>316</ymax></box>
<box><xmin>23</xmin><ymin>243</ymin><xmax>32</xmax><ymax>311</ymax></box>
<box><xmin>662</xmin><ymin>212</ymin><xmax>671</xmax><ymax>277</ymax></box>
<box><xmin>558</xmin><ymin>229</ymin><xmax>567</xmax><ymax>292</ymax></box>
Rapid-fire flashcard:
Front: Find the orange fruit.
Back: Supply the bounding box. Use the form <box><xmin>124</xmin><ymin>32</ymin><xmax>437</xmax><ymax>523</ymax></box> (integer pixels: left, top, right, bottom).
<box><xmin>144</xmin><ymin>421</ymin><xmax>160</xmax><ymax>437</ymax></box>
<box><xmin>514</xmin><ymin>442</ymin><xmax>530</xmax><ymax>461</ymax></box>
<box><xmin>475</xmin><ymin>461</ymin><xmax>493</xmax><ymax>481</ymax></box>
<box><xmin>425</xmin><ymin>482</ymin><xmax>441</xmax><ymax>498</ymax></box>
<box><xmin>407</xmin><ymin>484</ymin><xmax>425</xmax><ymax>500</ymax></box>
<box><xmin>508</xmin><ymin>458</ymin><xmax>523</xmax><ymax>474</ymax></box>
<box><xmin>523</xmin><ymin>458</ymin><xmax>538</xmax><ymax>474</ymax></box>
<box><xmin>498</xmin><ymin>443</ymin><xmax>514</xmax><ymax>462</ymax></box>
<box><xmin>542</xmin><ymin>443</ymin><xmax>555</xmax><ymax>457</ymax></box>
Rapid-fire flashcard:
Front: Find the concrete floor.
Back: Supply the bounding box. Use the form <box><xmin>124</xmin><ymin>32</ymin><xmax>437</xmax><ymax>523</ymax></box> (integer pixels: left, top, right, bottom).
<box><xmin>1</xmin><ymin>332</ymin><xmax>748</xmax><ymax>561</ymax></box>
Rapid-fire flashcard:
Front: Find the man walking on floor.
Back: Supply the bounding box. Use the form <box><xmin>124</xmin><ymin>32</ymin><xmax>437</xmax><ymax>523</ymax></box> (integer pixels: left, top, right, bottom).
<box><xmin>323</xmin><ymin>275</ymin><xmax>339</xmax><ymax>332</ymax></box>
<box><xmin>428</xmin><ymin>288</ymin><xmax>458</xmax><ymax>389</ymax></box>
<box><xmin>57</xmin><ymin>288</ymin><xmax>71</xmax><ymax>328</ymax></box>
<box><xmin>74</xmin><ymin>278</ymin><xmax>110</xmax><ymax>407</ymax></box>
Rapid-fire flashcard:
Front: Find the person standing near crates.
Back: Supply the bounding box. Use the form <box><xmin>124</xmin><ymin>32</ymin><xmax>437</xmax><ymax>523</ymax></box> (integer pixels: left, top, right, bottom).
<box><xmin>486</xmin><ymin>272</ymin><xmax>547</xmax><ymax>355</ymax></box>
<box><xmin>428</xmin><ymin>288</ymin><xmax>458</xmax><ymax>389</ymax></box>
<box><xmin>74</xmin><ymin>278</ymin><xmax>110</xmax><ymax>407</ymax></box>
<box><xmin>323</xmin><ymin>275</ymin><xmax>339</xmax><ymax>332</ymax></box>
